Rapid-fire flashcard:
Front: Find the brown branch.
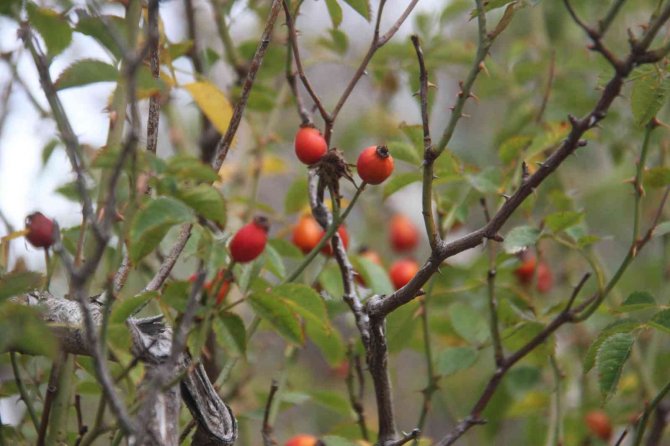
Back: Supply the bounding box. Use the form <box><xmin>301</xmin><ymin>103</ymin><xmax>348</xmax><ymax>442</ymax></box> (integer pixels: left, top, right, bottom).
<box><xmin>146</xmin><ymin>0</ymin><xmax>161</xmax><ymax>156</ymax></box>
<box><xmin>262</xmin><ymin>380</ymin><xmax>279</xmax><ymax>446</ymax></box>
<box><xmin>346</xmin><ymin>344</ymin><xmax>369</xmax><ymax>441</ymax></box>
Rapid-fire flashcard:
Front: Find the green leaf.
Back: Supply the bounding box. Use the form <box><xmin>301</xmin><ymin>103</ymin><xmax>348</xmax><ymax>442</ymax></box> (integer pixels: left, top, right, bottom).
<box><xmin>175</xmin><ymin>184</ymin><xmax>226</xmax><ymax>225</ymax></box>
<box><xmin>436</xmin><ymin>346</ymin><xmax>478</xmax><ymax>376</ymax></box>
<box><xmin>284</xmin><ymin>177</ymin><xmax>309</xmax><ymax>214</ymax></box>
<box><xmin>129</xmin><ymin>197</ymin><xmax>194</xmax><ymax>262</ymax></box>
<box><xmin>644</xmin><ymin>166</ymin><xmax>670</xmax><ymax>188</ymax></box>
<box><xmin>0</xmin><ymin>271</ymin><xmax>43</xmax><ymax>302</ymax></box>
<box><xmin>324</xmin><ymin>0</ymin><xmax>343</xmax><ymax>27</ymax></box>
<box><xmin>41</xmin><ymin>139</ymin><xmax>60</xmax><ymax>166</ymax></box>
<box><xmin>448</xmin><ymin>302</ymin><xmax>489</xmax><ymax>344</ymax></box>
<box><xmin>544</xmin><ymin>211</ymin><xmax>583</xmax><ymax>233</ymax></box>
<box><xmin>27</xmin><ymin>4</ymin><xmax>72</xmax><ymax>56</ymax></box>
<box><xmin>110</xmin><ymin>292</ymin><xmax>157</xmax><ymax>324</ymax></box>
<box><xmin>309</xmin><ymin>390</ymin><xmax>352</xmax><ymax>415</ymax></box>
<box><xmin>165</xmin><ymin>155</ymin><xmax>220</xmax><ymax>182</ymax></box>
<box><xmin>342</xmin><ymin>0</ymin><xmax>371</xmax><ymax>20</ymax></box>
<box><xmin>619</xmin><ymin>291</ymin><xmax>656</xmax><ymax>312</ymax></box>
<box><xmin>350</xmin><ymin>256</ymin><xmax>393</xmax><ymax>295</ymax></box>
<box><xmin>502</xmin><ymin>322</ymin><xmax>553</xmax><ymax>365</ymax></box>
<box><xmin>161</xmin><ymin>280</ymin><xmax>189</xmax><ymax>312</ymax></box>
<box><xmin>649</xmin><ymin>308</ymin><xmax>670</xmax><ymax>334</ymax></box>
<box><xmin>503</xmin><ymin>225</ymin><xmax>541</xmax><ymax>254</ymax></box>
<box><xmin>383</xmin><ymin>172</ymin><xmax>422</xmax><ymax>199</ymax></box>
<box><xmin>466</xmin><ymin>170</ymin><xmax>499</xmax><ymax>194</ymax></box>
<box><xmin>248</xmin><ymin>288</ymin><xmax>303</xmax><ymax>345</ymax></box>
<box><xmin>55</xmin><ymin>59</ymin><xmax>118</xmax><ymax>90</ymax></box>
<box><xmin>596</xmin><ymin>332</ymin><xmax>634</xmax><ymax>399</ymax></box>
<box><xmin>75</xmin><ymin>15</ymin><xmax>126</xmax><ymax>60</ymax></box>
<box><xmin>263</xmin><ymin>242</ymin><xmax>286</xmax><ymax>280</ymax></box>
<box><xmin>268</xmin><ymin>238</ymin><xmax>303</xmax><ymax>258</ymax></box>
<box><xmin>470</xmin><ymin>0</ymin><xmax>516</xmax><ymax>18</ymax></box>
<box><xmin>321</xmin><ymin>436</ymin><xmax>359</xmax><ymax>446</ymax></box>
<box><xmin>583</xmin><ymin>320</ymin><xmax>640</xmax><ymax>372</ymax></box>
<box><xmin>0</xmin><ymin>0</ymin><xmax>20</xmax><ymax>17</ymax></box>
<box><xmin>214</xmin><ymin>312</ymin><xmax>247</xmax><ymax>357</ymax></box>
<box><xmin>631</xmin><ymin>66</ymin><xmax>670</xmax><ymax>127</ymax></box>
<box><xmin>387</xmin><ymin>300</ymin><xmax>419</xmax><ymax>353</ymax></box>
<box><xmin>0</xmin><ymin>304</ymin><xmax>57</xmax><ymax>358</ymax></box>
<box><xmin>388</xmin><ymin>141</ymin><xmax>421</xmax><ymax>166</ymax></box>
<box><xmin>653</xmin><ymin>221</ymin><xmax>670</xmax><ymax>237</ymax></box>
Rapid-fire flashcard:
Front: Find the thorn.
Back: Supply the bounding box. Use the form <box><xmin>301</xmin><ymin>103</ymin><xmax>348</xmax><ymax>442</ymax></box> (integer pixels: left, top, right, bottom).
<box><xmin>501</xmin><ymin>194</ymin><xmax>510</xmax><ymax>200</ymax></box>
<box><xmin>490</xmin><ymin>233</ymin><xmax>504</xmax><ymax>242</ymax></box>
<box><xmin>577</xmin><ymin>139</ymin><xmax>588</xmax><ymax>147</ymax></box>
<box><xmin>427</xmin><ymin>81</ymin><xmax>438</xmax><ymax>89</ymax></box>
<box><xmin>432</xmin><ymin>174</ymin><xmax>438</xmax><ymax>180</ymax></box>
<box><xmin>449</xmin><ymin>106</ymin><xmax>455</xmax><ymax>111</ymax></box>
<box><xmin>461</xmin><ymin>113</ymin><xmax>471</xmax><ymax>118</ymax></box>
<box><xmin>469</xmin><ymin>92</ymin><xmax>480</xmax><ymax>102</ymax></box>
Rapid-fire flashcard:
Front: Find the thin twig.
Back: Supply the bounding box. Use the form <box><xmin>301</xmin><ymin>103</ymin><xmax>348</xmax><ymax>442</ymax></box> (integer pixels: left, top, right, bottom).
<box><xmin>261</xmin><ymin>380</ymin><xmax>280</xmax><ymax>446</ymax></box>
<box><xmin>346</xmin><ymin>344</ymin><xmax>369</xmax><ymax>441</ymax></box>
<box><xmin>10</xmin><ymin>353</ymin><xmax>39</xmax><ymax>432</ymax></box>
<box><xmin>146</xmin><ymin>0</ymin><xmax>161</xmax><ymax>156</ymax></box>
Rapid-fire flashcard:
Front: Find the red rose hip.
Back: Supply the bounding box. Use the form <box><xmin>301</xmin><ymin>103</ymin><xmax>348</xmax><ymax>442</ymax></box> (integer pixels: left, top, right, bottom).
<box><xmin>25</xmin><ymin>212</ymin><xmax>55</xmax><ymax>248</ymax></box>
<box><xmin>357</xmin><ymin>145</ymin><xmax>394</xmax><ymax>185</ymax></box>
<box><xmin>294</xmin><ymin>127</ymin><xmax>328</xmax><ymax>165</ymax></box>
<box><xmin>389</xmin><ymin>214</ymin><xmax>419</xmax><ymax>252</ymax></box>
<box><xmin>229</xmin><ymin>216</ymin><xmax>270</xmax><ymax>263</ymax></box>
<box><xmin>285</xmin><ymin>434</ymin><xmax>320</xmax><ymax>446</ymax></box>
<box><xmin>389</xmin><ymin>258</ymin><xmax>419</xmax><ymax>290</ymax></box>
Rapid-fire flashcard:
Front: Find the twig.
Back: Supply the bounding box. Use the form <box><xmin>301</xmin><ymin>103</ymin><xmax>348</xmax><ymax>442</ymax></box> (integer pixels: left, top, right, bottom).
<box><xmin>536</xmin><ymin>50</ymin><xmax>555</xmax><ymax>124</ymax></box>
<box><xmin>146</xmin><ymin>0</ymin><xmax>161</xmax><ymax>155</ymax></box>
<box><xmin>632</xmin><ymin>381</ymin><xmax>670</xmax><ymax>445</ymax></box>
<box><xmin>36</xmin><ymin>355</ymin><xmax>63</xmax><ymax>446</ymax></box>
<box><xmin>346</xmin><ymin>344</ymin><xmax>369</xmax><ymax>441</ymax></box>
<box><xmin>9</xmin><ymin>353</ymin><xmax>39</xmax><ymax>432</ymax></box>
<box><xmin>481</xmin><ymin>198</ymin><xmax>503</xmax><ymax>366</ymax></box>
<box><xmin>414</xmin><ymin>290</ymin><xmax>439</xmax><ymax>443</ymax></box>
<box><xmin>261</xmin><ymin>380</ymin><xmax>279</xmax><ymax>446</ymax></box>
<box><xmin>386</xmin><ymin>429</ymin><xmax>420</xmax><ymax>446</ymax></box>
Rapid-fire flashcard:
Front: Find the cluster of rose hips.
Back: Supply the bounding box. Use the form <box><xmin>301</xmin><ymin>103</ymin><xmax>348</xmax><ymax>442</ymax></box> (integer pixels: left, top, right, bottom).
<box><xmin>294</xmin><ymin>126</ymin><xmax>424</xmax><ymax>291</ymax></box>
<box><xmin>513</xmin><ymin>249</ymin><xmax>553</xmax><ymax>293</ymax></box>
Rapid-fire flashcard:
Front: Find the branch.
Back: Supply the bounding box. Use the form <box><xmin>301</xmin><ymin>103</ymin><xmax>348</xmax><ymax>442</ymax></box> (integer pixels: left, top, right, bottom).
<box><xmin>261</xmin><ymin>380</ymin><xmax>279</xmax><ymax>446</ymax></box>
<box><xmin>146</xmin><ymin>0</ymin><xmax>161</xmax><ymax>156</ymax></box>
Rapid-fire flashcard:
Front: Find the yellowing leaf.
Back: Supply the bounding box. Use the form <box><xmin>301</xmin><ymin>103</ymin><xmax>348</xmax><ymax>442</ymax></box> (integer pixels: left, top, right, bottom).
<box><xmin>183</xmin><ymin>81</ymin><xmax>233</xmax><ymax>134</ymax></box>
<box><xmin>261</xmin><ymin>154</ymin><xmax>288</xmax><ymax>175</ymax></box>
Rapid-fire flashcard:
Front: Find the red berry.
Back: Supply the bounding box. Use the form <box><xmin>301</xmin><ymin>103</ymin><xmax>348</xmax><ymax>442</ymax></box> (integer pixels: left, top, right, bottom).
<box><xmin>389</xmin><ymin>214</ymin><xmax>419</xmax><ymax>252</ymax></box>
<box><xmin>585</xmin><ymin>410</ymin><xmax>612</xmax><ymax>441</ymax></box>
<box><xmin>205</xmin><ymin>270</ymin><xmax>232</xmax><ymax>305</ymax></box>
<box><xmin>295</xmin><ymin>127</ymin><xmax>328</xmax><ymax>165</ymax></box>
<box><xmin>356</xmin><ymin>145</ymin><xmax>394</xmax><ymax>185</ymax></box>
<box><xmin>25</xmin><ymin>212</ymin><xmax>55</xmax><ymax>248</ymax></box>
<box><xmin>229</xmin><ymin>216</ymin><xmax>270</xmax><ymax>263</ymax></box>
<box><xmin>292</xmin><ymin>215</ymin><xmax>324</xmax><ymax>254</ymax></box>
<box><xmin>285</xmin><ymin>435</ymin><xmax>320</xmax><ymax>446</ymax></box>
<box><xmin>513</xmin><ymin>252</ymin><xmax>553</xmax><ymax>293</ymax></box>
<box><xmin>389</xmin><ymin>258</ymin><xmax>419</xmax><ymax>290</ymax></box>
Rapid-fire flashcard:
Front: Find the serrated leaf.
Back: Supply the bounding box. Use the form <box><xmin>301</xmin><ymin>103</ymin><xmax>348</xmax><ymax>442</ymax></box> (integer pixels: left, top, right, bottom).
<box><xmin>0</xmin><ymin>271</ymin><xmax>43</xmax><ymax>302</ymax></box>
<box><xmin>55</xmin><ymin>59</ymin><xmax>118</xmax><ymax>90</ymax></box>
<box><xmin>183</xmin><ymin>81</ymin><xmax>233</xmax><ymax>134</ymax></box>
<box><xmin>248</xmin><ymin>289</ymin><xmax>303</xmax><ymax>345</ymax></box>
<box><xmin>584</xmin><ymin>320</ymin><xmax>640</xmax><ymax>372</ymax></box>
<box><xmin>649</xmin><ymin>308</ymin><xmax>670</xmax><ymax>334</ymax></box>
<box><xmin>449</xmin><ymin>302</ymin><xmax>489</xmax><ymax>344</ymax></box>
<box><xmin>263</xmin><ymin>242</ymin><xmax>286</xmax><ymax>280</ymax></box>
<box><xmin>214</xmin><ymin>312</ymin><xmax>246</xmax><ymax>357</ymax></box>
<box><xmin>631</xmin><ymin>66</ymin><xmax>670</xmax><ymax>127</ymax></box>
<box><xmin>342</xmin><ymin>0</ymin><xmax>370</xmax><ymax>20</ymax></box>
<box><xmin>383</xmin><ymin>172</ymin><xmax>422</xmax><ymax>199</ymax></box>
<box><xmin>175</xmin><ymin>184</ymin><xmax>226</xmax><ymax>225</ymax></box>
<box><xmin>596</xmin><ymin>332</ymin><xmax>634</xmax><ymax>399</ymax></box>
<box><xmin>436</xmin><ymin>346</ymin><xmax>478</xmax><ymax>376</ymax></box>
<box><xmin>620</xmin><ymin>291</ymin><xmax>656</xmax><ymax>312</ymax></box>
<box><xmin>388</xmin><ymin>141</ymin><xmax>421</xmax><ymax>166</ymax></box>
<box><xmin>284</xmin><ymin>177</ymin><xmax>309</xmax><ymax>214</ymax></box>
<box><xmin>325</xmin><ymin>0</ymin><xmax>343</xmax><ymax>27</ymax></box>
<box><xmin>27</xmin><ymin>4</ymin><xmax>72</xmax><ymax>56</ymax></box>
<box><xmin>503</xmin><ymin>225</ymin><xmax>541</xmax><ymax>253</ymax></box>
<box><xmin>644</xmin><ymin>166</ymin><xmax>670</xmax><ymax>188</ymax></box>
<box><xmin>129</xmin><ymin>197</ymin><xmax>194</xmax><ymax>262</ymax></box>
<box><xmin>110</xmin><ymin>292</ymin><xmax>157</xmax><ymax>324</ymax></box>
<box><xmin>544</xmin><ymin>211</ymin><xmax>583</xmax><ymax>233</ymax></box>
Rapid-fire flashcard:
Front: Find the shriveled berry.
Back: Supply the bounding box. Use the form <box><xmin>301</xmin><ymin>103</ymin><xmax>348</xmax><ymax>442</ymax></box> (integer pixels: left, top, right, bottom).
<box><xmin>356</xmin><ymin>145</ymin><xmax>394</xmax><ymax>185</ymax></box>
<box><xmin>295</xmin><ymin>127</ymin><xmax>328</xmax><ymax>165</ymax></box>
<box><xmin>25</xmin><ymin>212</ymin><xmax>55</xmax><ymax>248</ymax></box>
<box><xmin>229</xmin><ymin>216</ymin><xmax>270</xmax><ymax>263</ymax></box>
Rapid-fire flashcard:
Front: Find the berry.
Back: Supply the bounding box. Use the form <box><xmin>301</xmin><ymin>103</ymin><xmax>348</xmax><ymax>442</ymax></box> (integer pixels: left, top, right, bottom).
<box><xmin>229</xmin><ymin>216</ymin><xmax>270</xmax><ymax>263</ymax></box>
<box><xmin>513</xmin><ymin>252</ymin><xmax>553</xmax><ymax>293</ymax></box>
<box><xmin>389</xmin><ymin>214</ymin><xmax>419</xmax><ymax>252</ymax></box>
<box><xmin>25</xmin><ymin>212</ymin><xmax>55</xmax><ymax>248</ymax></box>
<box><xmin>585</xmin><ymin>410</ymin><xmax>612</xmax><ymax>441</ymax></box>
<box><xmin>295</xmin><ymin>127</ymin><xmax>328</xmax><ymax>165</ymax></box>
<box><xmin>389</xmin><ymin>258</ymin><xmax>419</xmax><ymax>290</ymax></box>
<box><xmin>292</xmin><ymin>215</ymin><xmax>324</xmax><ymax>254</ymax></box>
<box><xmin>206</xmin><ymin>270</ymin><xmax>232</xmax><ymax>305</ymax></box>
<box><xmin>321</xmin><ymin>225</ymin><xmax>349</xmax><ymax>256</ymax></box>
<box><xmin>285</xmin><ymin>435</ymin><xmax>320</xmax><ymax>446</ymax></box>
<box><xmin>356</xmin><ymin>145</ymin><xmax>394</xmax><ymax>185</ymax></box>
